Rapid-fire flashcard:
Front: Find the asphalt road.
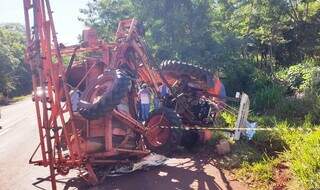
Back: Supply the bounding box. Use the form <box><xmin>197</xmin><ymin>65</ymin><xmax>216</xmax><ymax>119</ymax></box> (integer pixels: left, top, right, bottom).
<box><xmin>0</xmin><ymin>98</ymin><xmax>248</xmax><ymax>190</ymax></box>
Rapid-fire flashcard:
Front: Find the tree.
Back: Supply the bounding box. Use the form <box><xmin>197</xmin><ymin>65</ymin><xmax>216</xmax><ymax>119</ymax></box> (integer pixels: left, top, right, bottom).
<box><xmin>0</xmin><ymin>23</ymin><xmax>31</xmax><ymax>99</ymax></box>
<box><xmin>80</xmin><ymin>0</ymin><xmax>320</xmax><ymax>96</ymax></box>
<box><xmin>79</xmin><ymin>0</ymin><xmax>135</xmax><ymax>41</ymax></box>
<box><xmin>80</xmin><ymin>0</ymin><xmax>223</xmax><ymax>68</ymax></box>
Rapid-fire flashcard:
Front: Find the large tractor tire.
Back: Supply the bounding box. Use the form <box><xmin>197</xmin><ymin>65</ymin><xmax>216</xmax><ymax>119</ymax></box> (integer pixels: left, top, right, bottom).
<box><xmin>144</xmin><ymin>108</ymin><xmax>183</xmax><ymax>156</ymax></box>
<box><xmin>160</xmin><ymin>60</ymin><xmax>212</xmax><ymax>83</ymax></box>
<box><xmin>78</xmin><ymin>69</ymin><xmax>131</xmax><ymax>120</ymax></box>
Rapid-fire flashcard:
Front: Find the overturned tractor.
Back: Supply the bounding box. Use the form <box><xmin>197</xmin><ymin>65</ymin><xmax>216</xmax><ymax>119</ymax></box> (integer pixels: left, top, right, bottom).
<box><xmin>23</xmin><ymin>0</ymin><xmax>249</xmax><ymax>189</ymax></box>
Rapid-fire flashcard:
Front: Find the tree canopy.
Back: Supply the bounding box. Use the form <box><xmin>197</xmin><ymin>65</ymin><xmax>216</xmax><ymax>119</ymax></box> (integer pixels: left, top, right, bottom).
<box><xmin>79</xmin><ymin>0</ymin><xmax>320</xmax><ymax>120</ymax></box>
<box><xmin>80</xmin><ymin>0</ymin><xmax>320</xmax><ymax>67</ymax></box>
<box><xmin>0</xmin><ymin>23</ymin><xmax>31</xmax><ymax>98</ymax></box>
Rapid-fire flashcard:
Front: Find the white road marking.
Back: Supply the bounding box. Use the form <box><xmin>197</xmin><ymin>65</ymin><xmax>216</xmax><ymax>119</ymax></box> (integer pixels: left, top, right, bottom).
<box><xmin>0</xmin><ymin>127</ymin><xmax>10</xmax><ymax>136</ymax></box>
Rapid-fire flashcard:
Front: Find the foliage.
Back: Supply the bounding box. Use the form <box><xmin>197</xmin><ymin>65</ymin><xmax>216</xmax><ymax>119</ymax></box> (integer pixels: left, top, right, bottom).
<box><xmin>278</xmin><ymin>121</ymin><xmax>320</xmax><ymax>189</ymax></box>
<box><xmin>266</xmin><ymin>95</ymin><xmax>320</xmax><ymax>126</ymax></box>
<box><xmin>253</xmin><ymin>85</ymin><xmax>284</xmax><ymax>112</ymax></box>
<box><xmin>276</xmin><ymin>59</ymin><xmax>320</xmax><ymax>93</ymax></box>
<box><xmin>79</xmin><ymin>0</ymin><xmax>135</xmax><ymax>41</ymax></box>
<box><xmin>220</xmin><ymin>111</ymin><xmax>236</xmax><ymax>127</ymax></box>
<box><xmin>228</xmin><ymin>119</ymin><xmax>320</xmax><ymax>189</ymax></box>
<box><xmin>80</xmin><ymin>0</ymin><xmax>320</xmax><ymax>99</ymax></box>
<box><xmin>0</xmin><ymin>1</ymin><xmax>318</xmax><ymax>188</ymax></box>
<box><xmin>207</xmin><ymin>131</ymin><xmax>227</xmax><ymax>146</ymax></box>
<box><xmin>0</xmin><ymin>24</ymin><xmax>31</xmax><ymax>97</ymax></box>
<box><xmin>0</xmin><ymin>23</ymin><xmax>31</xmax><ymax>99</ymax></box>
<box><xmin>222</xmin><ymin>59</ymin><xmax>256</xmax><ymax>95</ymax></box>
<box><xmin>80</xmin><ymin>0</ymin><xmax>224</xmax><ymax>67</ymax></box>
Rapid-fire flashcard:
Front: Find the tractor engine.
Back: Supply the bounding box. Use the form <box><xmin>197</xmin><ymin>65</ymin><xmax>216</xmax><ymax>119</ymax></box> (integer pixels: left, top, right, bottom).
<box><xmin>191</xmin><ymin>97</ymin><xmax>211</xmax><ymax>122</ymax></box>
<box><xmin>160</xmin><ymin>60</ymin><xmax>219</xmax><ymax>126</ymax></box>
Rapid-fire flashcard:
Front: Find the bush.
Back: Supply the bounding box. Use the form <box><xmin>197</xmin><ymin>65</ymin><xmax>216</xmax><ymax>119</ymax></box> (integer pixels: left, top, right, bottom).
<box><xmin>275</xmin><ymin>97</ymin><xmax>310</xmax><ymax>121</ymax></box>
<box><xmin>310</xmin><ymin>68</ymin><xmax>320</xmax><ymax>96</ymax></box>
<box><xmin>258</xmin><ymin>91</ymin><xmax>320</xmax><ymax>124</ymax></box>
<box><xmin>253</xmin><ymin>85</ymin><xmax>284</xmax><ymax>113</ymax></box>
<box><xmin>276</xmin><ymin>59</ymin><xmax>320</xmax><ymax>93</ymax></box>
<box><xmin>220</xmin><ymin>111</ymin><xmax>236</xmax><ymax>127</ymax></box>
<box><xmin>249</xmin><ymin>69</ymin><xmax>273</xmax><ymax>92</ymax></box>
<box><xmin>223</xmin><ymin>59</ymin><xmax>256</xmax><ymax>96</ymax></box>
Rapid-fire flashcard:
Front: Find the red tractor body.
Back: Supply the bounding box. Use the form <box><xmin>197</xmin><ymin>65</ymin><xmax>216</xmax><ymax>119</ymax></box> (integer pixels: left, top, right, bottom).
<box><xmin>23</xmin><ymin>1</ymin><xmax>249</xmax><ymax>189</ymax></box>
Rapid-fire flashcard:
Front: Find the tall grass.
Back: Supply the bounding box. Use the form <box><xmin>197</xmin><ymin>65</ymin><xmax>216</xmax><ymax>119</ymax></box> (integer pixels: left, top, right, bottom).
<box><xmin>278</xmin><ymin>121</ymin><xmax>320</xmax><ymax>189</ymax></box>
<box><xmin>229</xmin><ymin>119</ymin><xmax>320</xmax><ymax>189</ymax></box>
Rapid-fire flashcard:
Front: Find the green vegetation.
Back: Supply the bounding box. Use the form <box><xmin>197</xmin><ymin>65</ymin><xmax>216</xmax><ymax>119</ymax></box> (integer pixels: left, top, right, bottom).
<box><xmin>280</xmin><ymin>121</ymin><xmax>320</xmax><ymax>189</ymax></box>
<box><xmin>80</xmin><ymin>0</ymin><xmax>320</xmax><ymax>119</ymax></box>
<box><xmin>0</xmin><ymin>0</ymin><xmax>319</xmax><ymax>188</ymax></box>
<box><xmin>0</xmin><ymin>23</ymin><xmax>31</xmax><ymax>104</ymax></box>
<box><xmin>79</xmin><ymin>1</ymin><xmax>319</xmax><ymax>188</ymax></box>
<box><xmin>216</xmin><ymin>120</ymin><xmax>320</xmax><ymax>189</ymax></box>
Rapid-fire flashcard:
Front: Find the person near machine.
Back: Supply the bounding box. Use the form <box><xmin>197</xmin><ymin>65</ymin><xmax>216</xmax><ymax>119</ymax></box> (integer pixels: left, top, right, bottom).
<box><xmin>208</xmin><ymin>71</ymin><xmax>226</xmax><ymax>100</ymax></box>
<box><xmin>138</xmin><ymin>83</ymin><xmax>151</xmax><ymax>122</ymax></box>
<box><xmin>150</xmin><ymin>86</ymin><xmax>160</xmax><ymax>110</ymax></box>
<box><xmin>159</xmin><ymin>82</ymin><xmax>170</xmax><ymax>98</ymax></box>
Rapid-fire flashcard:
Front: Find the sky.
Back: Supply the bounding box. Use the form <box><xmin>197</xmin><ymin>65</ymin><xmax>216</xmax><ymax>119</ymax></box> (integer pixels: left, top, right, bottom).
<box><xmin>0</xmin><ymin>0</ymin><xmax>89</xmax><ymax>44</ymax></box>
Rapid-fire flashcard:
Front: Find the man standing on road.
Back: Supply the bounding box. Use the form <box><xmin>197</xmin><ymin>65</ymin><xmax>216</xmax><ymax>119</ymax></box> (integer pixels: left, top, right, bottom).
<box><xmin>138</xmin><ymin>83</ymin><xmax>151</xmax><ymax>122</ymax></box>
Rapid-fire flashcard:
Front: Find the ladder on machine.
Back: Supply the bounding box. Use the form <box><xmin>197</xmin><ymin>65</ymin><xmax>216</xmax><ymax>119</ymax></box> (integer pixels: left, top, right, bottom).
<box><xmin>23</xmin><ymin>0</ymin><xmax>82</xmax><ymax>189</ymax></box>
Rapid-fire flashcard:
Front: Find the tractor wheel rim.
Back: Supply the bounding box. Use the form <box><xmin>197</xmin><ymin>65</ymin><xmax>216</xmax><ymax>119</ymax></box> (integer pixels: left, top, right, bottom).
<box><xmin>85</xmin><ymin>76</ymin><xmax>113</xmax><ymax>103</ymax></box>
<box><xmin>146</xmin><ymin>114</ymin><xmax>170</xmax><ymax>147</ymax></box>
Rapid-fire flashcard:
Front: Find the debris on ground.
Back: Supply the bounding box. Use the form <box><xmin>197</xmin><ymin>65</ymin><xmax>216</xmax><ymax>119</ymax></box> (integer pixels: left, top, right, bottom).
<box><xmin>108</xmin><ymin>154</ymin><xmax>168</xmax><ymax>176</ymax></box>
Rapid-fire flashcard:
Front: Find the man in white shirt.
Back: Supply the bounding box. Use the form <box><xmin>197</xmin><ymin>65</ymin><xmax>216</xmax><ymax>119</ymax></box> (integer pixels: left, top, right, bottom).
<box><xmin>138</xmin><ymin>83</ymin><xmax>151</xmax><ymax>121</ymax></box>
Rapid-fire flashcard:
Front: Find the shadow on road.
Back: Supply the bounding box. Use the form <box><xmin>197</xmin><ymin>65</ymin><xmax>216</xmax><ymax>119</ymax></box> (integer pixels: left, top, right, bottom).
<box><xmin>33</xmin><ymin>150</ymin><xmax>234</xmax><ymax>190</ymax></box>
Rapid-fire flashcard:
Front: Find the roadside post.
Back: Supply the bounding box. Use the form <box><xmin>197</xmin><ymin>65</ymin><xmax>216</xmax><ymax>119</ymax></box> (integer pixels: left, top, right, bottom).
<box><xmin>234</xmin><ymin>93</ymin><xmax>250</xmax><ymax>140</ymax></box>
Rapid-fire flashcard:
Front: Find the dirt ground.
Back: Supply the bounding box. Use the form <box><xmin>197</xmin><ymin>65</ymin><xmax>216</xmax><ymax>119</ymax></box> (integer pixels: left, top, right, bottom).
<box><xmin>0</xmin><ymin>98</ymin><xmax>248</xmax><ymax>190</ymax></box>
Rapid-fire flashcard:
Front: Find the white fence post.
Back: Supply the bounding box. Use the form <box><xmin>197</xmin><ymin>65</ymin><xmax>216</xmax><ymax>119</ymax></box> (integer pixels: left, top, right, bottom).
<box><xmin>234</xmin><ymin>93</ymin><xmax>250</xmax><ymax>140</ymax></box>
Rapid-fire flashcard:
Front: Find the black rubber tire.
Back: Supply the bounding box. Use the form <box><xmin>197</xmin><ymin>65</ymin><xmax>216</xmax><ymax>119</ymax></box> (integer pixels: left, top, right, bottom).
<box><xmin>78</xmin><ymin>69</ymin><xmax>131</xmax><ymax>120</ymax></box>
<box><xmin>145</xmin><ymin>107</ymin><xmax>183</xmax><ymax>156</ymax></box>
<box><xmin>160</xmin><ymin>60</ymin><xmax>212</xmax><ymax>82</ymax></box>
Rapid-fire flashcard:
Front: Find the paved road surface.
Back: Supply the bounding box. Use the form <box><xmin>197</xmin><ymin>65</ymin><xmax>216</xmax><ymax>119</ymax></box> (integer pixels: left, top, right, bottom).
<box><xmin>0</xmin><ymin>98</ymin><xmax>248</xmax><ymax>190</ymax></box>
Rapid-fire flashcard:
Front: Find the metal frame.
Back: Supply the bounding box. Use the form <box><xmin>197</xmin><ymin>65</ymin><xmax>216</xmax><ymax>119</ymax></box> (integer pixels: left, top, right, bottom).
<box><xmin>23</xmin><ymin>1</ymin><xmax>163</xmax><ymax>188</ymax></box>
<box><xmin>23</xmin><ymin>1</ymin><xmax>249</xmax><ymax>190</ymax></box>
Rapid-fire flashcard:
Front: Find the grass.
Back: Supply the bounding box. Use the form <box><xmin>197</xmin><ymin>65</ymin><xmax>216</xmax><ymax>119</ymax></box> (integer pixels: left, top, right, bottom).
<box><xmin>215</xmin><ymin>139</ymin><xmax>281</xmax><ymax>189</ymax></box>
<box><xmin>280</xmin><ymin>125</ymin><xmax>320</xmax><ymax>189</ymax></box>
<box><xmin>214</xmin><ymin>113</ymin><xmax>320</xmax><ymax>190</ymax></box>
<box><xmin>235</xmin><ymin>159</ymin><xmax>277</xmax><ymax>190</ymax></box>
